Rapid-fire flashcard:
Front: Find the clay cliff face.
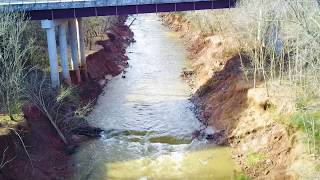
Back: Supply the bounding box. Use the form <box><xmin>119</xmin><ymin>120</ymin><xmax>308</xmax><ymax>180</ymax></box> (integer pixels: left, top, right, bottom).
<box><xmin>86</xmin><ymin>19</ymin><xmax>134</xmax><ymax>80</ymax></box>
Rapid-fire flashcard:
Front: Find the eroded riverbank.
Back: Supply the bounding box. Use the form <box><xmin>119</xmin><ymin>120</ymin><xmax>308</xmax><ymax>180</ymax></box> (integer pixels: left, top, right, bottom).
<box><xmin>0</xmin><ymin>16</ymin><xmax>133</xmax><ymax>180</ymax></box>
<box><xmin>73</xmin><ymin>15</ymin><xmax>240</xmax><ymax>180</ymax></box>
<box><xmin>160</xmin><ymin>13</ymin><xmax>314</xmax><ymax>179</ymax></box>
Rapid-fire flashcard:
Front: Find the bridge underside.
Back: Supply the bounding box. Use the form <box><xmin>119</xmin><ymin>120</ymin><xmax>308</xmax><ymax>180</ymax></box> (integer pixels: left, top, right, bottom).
<box><xmin>0</xmin><ymin>0</ymin><xmax>236</xmax><ymax>87</ymax></box>
<box><xmin>26</xmin><ymin>0</ymin><xmax>235</xmax><ymax>20</ymax></box>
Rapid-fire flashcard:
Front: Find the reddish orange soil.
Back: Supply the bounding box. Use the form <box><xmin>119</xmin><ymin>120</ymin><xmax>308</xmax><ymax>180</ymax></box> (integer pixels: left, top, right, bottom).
<box><xmin>0</xmin><ymin>16</ymin><xmax>133</xmax><ymax>180</ymax></box>
<box><xmin>86</xmin><ymin>17</ymin><xmax>134</xmax><ymax>80</ymax></box>
<box><xmin>161</xmin><ymin>13</ymin><xmax>295</xmax><ymax>179</ymax></box>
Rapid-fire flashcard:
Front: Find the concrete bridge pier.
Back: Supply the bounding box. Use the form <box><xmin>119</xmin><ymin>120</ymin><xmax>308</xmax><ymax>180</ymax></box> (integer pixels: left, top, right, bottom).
<box><xmin>58</xmin><ymin>21</ymin><xmax>72</xmax><ymax>85</ymax></box>
<box><xmin>42</xmin><ymin>18</ymin><xmax>87</xmax><ymax>87</ymax></box>
<box><xmin>68</xmin><ymin>19</ymin><xmax>82</xmax><ymax>83</ymax></box>
<box><xmin>77</xmin><ymin>18</ymin><xmax>88</xmax><ymax>79</ymax></box>
<box><xmin>41</xmin><ymin>20</ymin><xmax>60</xmax><ymax>88</ymax></box>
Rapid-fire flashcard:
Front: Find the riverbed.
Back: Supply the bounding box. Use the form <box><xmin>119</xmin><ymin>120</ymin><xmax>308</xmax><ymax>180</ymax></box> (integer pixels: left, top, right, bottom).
<box><xmin>73</xmin><ymin>14</ymin><xmax>237</xmax><ymax>180</ymax></box>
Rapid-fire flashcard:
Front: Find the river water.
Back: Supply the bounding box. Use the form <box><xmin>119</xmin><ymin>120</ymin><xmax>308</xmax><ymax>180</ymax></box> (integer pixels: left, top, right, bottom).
<box><xmin>73</xmin><ymin>14</ymin><xmax>237</xmax><ymax>180</ymax></box>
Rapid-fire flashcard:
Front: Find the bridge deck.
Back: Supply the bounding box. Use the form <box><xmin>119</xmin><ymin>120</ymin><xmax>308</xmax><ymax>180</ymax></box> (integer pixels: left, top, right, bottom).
<box><xmin>0</xmin><ymin>0</ymin><xmax>236</xmax><ymax>20</ymax></box>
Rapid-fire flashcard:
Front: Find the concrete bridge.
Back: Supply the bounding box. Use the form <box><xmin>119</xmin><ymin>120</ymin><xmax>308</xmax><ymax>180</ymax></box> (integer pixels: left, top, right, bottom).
<box><xmin>0</xmin><ymin>0</ymin><xmax>236</xmax><ymax>88</ymax></box>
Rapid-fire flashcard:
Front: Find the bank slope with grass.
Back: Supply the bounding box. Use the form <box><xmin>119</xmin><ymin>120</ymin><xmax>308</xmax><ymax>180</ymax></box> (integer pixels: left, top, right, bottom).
<box><xmin>161</xmin><ymin>4</ymin><xmax>320</xmax><ymax>179</ymax></box>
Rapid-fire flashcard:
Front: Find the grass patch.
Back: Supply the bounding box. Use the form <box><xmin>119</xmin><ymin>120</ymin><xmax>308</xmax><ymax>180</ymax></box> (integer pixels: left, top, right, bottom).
<box><xmin>0</xmin><ymin>113</ymin><xmax>23</xmax><ymax>124</ymax></box>
<box><xmin>245</xmin><ymin>151</ymin><xmax>266</xmax><ymax>167</ymax></box>
<box><xmin>235</xmin><ymin>172</ymin><xmax>251</xmax><ymax>180</ymax></box>
<box><xmin>291</xmin><ymin>110</ymin><xmax>320</xmax><ymax>154</ymax></box>
<box><xmin>266</xmin><ymin>100</ymin><xmax>298</xmax><ymax>138</ymax></box>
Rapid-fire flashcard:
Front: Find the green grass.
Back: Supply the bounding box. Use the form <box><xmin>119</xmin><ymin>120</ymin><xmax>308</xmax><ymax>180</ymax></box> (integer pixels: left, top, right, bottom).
<box><xmin>291</xmin><ymin>110</ymin><xmax>320</xmax><ymax>154</ymax></box>
<box><xmin>291</xmin><ymin>111</ymin><xmax>320</xmax><ymax>129</ymax></box>
<box><xmin>245</xmin><ymin>151</ymin><xmax>266</xmax><ymax>167</ymax></box>
<box><xmin>236</xmin><ymin>172</ymin><xmax>251</xmax><ymax>180</ymax></box>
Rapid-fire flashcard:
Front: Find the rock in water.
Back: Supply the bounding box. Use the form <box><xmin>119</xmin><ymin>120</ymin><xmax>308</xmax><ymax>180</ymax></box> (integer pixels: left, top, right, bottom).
<box><xmin>206</xmin><ymin>129</ymin><xmax>226</xmax><ymax>145</ymax></box>
<box><xmin>72</xmin><ymin>126</ymin><xmax>104</xmax><ymax>138</ymax></box>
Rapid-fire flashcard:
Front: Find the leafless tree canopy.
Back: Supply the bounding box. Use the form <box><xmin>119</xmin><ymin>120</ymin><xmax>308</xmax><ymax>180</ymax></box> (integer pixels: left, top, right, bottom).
<box><xmin>180</xmin><ymin>0</ymin><xmax>320</xmax><ymax>154</ymax></box>
<box><xmin>0</xmin><ymin>11</ymin><xmax>35</xmax><ymax>120</ymax></box>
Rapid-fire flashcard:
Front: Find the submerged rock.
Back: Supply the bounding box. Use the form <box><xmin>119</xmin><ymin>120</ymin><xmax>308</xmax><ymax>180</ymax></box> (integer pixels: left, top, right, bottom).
<box><xmin>193</xmin><ymin>127</ymin><xmax>226</xmax><ymax>145</ymax></box>
<box><xmin>71</xmin><ymin>126</ymin><xmax>104</xmax><ymax>138</ymax></box>
<box><xmin>206</xmin><ymin>129</ymin><xmax>226</xmax><ymax>145</ymax></box>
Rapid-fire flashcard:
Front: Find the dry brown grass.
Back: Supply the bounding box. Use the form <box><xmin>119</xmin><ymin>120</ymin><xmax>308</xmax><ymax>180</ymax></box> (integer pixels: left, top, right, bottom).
<box><xmin>182</xmin><ymin>0</ymin><xmax>320</xmax><ymax>99</ymax></box>
<box><xmin>179</xmin><ymin>0</ymin><xmax>320</xmax><ymax>156</ymax></box>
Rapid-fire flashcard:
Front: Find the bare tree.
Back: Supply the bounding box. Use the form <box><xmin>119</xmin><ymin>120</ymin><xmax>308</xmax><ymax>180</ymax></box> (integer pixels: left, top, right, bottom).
<box><xmin>82</xmin><ymin>16</ymin><xmax>119</xmax><ymax>50</ymax></box>
<box><xmin>0</xmin><ymin>11</ymin><xmax>35</xmax><ymax>121</ymax></box>
<box><xmin>181</xmin><ymin>0</ymin><xmax>320</xmax><ymax>154</ymax></box>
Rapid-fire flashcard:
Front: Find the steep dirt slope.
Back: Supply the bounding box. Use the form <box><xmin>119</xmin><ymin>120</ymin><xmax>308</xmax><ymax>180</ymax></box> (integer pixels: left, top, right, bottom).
<box><xmin>86</xmin><ymin>17</ymin><xmax>134</xmax><ymax>81</ymax></box>
<box><xmin>0</xmin><ymin>17</ymin><xmax>134</xmax><ymax>180</ymax></box>
<box><xmin>161</xmin><ymin>13</ymin><xmax>298</xmax><ymax>179</ymax></box>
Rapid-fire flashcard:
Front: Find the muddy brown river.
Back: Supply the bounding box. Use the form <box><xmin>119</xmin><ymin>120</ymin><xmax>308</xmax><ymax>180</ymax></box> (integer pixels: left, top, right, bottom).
<box><xmin>73</xmin><ymin>14</ymin><xmax>237</xmax><ymax>180</ymax></box>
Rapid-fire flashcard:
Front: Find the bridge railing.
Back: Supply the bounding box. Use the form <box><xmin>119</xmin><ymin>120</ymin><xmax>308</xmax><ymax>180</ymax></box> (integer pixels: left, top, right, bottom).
<box><xmin>0</xmin><ymin>0</ymin><xmax>235</xmax><ymax>11</ymax></box>
<box><xmin>0</xmin><ymin>0</ymin><xmax>96</xmax><ymax>11</ymax></box>
<box><xmin>0</xmin><ymin>0</ymin><xmax>236</xmax><ymax>20</ymax></box>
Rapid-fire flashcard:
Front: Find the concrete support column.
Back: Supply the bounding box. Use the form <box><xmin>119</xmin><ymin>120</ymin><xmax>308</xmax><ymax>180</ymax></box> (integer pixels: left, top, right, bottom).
<box><xmin>68</xmin><ymin>19</ymin><xmax>82</xmax><ymax>83</ymax></box>
<box><xmin>77</xmin><ymin>18</ymin><xmax>88</xmax><ymax>79</ymax></box>
<box><xmin>58</xmin><ymin>22</ymin><xmax>71</xmax><ymax>85</ymax></box>
<box><xmin>41</xmin><ymin>20</ymin><xmax>60</xmax><ymax>88</ymax></box>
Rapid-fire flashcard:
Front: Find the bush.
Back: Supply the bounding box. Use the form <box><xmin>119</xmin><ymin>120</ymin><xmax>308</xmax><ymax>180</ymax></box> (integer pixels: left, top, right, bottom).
<box><xmin>24</xmin><ymin>70</ymin><xmax>90</xmax><ymax>144</ymax></box>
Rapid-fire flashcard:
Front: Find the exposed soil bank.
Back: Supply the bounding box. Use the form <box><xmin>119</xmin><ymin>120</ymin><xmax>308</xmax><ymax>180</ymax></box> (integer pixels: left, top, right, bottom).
<box><xmin>161</xmin><ymin>13</ymin><xmax>306</xmax><ymax>179</ymax></box>
<box><xmin>0</xmin><ymin>16</ymin><xmax>133</xmax><ymax>180</ymax></box>
<box><xmin>86</xmin><ymin>17</ymin><xmax>134</xmax><ymax>82</ymax></box>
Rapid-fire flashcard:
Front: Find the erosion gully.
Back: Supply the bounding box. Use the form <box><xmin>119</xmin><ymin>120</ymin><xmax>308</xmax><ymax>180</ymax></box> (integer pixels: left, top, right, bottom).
<box><xmin>73</xmin><ymin>14</ymin><xmax>238</xmax><ymax>180</ymax></box>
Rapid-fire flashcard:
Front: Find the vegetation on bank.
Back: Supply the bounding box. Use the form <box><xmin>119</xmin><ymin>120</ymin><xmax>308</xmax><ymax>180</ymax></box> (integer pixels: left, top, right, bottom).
<box><xmin>0</xmin><ymin>13</ymin><xmax>127</xmax><ymax>180</ymax></box>
<box><xmin>0</xmin><ymin>9</ymin><xmax>131</xmax><ymax>178</ymax></box>
<box><xmin>83</xmin><ymin>17</ymin><xmax>119</xmax><ymax>50</ymax></box>
<box><xmin>0</xmin><ymin>11</ymin><xmax>117</xmax><ymax>119</ymax></box>
<box><xmin>0</xmin><ymin>10</ymin><xmax>121</xmax><ymax>148</ymax></box>
<box><xmin>0</xmin><ymin>12</ymin><xmax>36</xmax><ymax>122</ymax></box>
<box><xmin>175</xmin><ymin>0</ymin><xmax>320</xmax><ymax>156</ymax></box>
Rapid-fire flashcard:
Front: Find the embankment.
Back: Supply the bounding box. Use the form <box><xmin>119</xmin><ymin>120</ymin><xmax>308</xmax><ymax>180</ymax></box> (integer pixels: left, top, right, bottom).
<box><xmin>161</xmin><ymin>13</ymin><xmax>299</xmax><ymax>179</ymax></box>
<box><xmin>0</xmin><ymin>16</ymin><xmax>133</xmax><ymax>180</ymax></box>
<box><xmin>86</xmin><ymin>16</ymin><xmax>134</xmax><ymax>82</ymax></box>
